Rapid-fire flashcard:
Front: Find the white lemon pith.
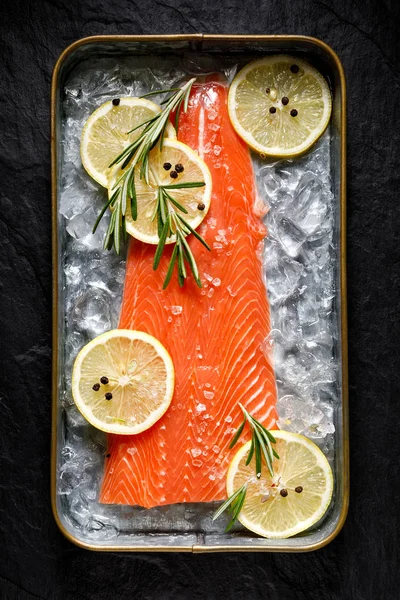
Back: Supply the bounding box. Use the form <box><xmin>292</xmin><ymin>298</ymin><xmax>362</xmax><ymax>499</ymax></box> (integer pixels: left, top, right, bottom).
<box><xmin>80</xmin><ymin>97</ymin><xmax>176</xmax><ymax>187</ymax></box>
<box><xmin>71</xmin><ymin>329</ymin><xmax>175</xmax><ymax>435</ymax></box>
<box><xmin>226</xmin><ymin>431</ymin><xmax>334</xmax><ymax>539</ymax></box>
<box><xmin>107</xmin><ymin>139</ymin><xmax>212</xmax><ymax>245</ymax></box>
<box><xmin>228</xmin><ymin>55</ymin><xmax>332</xmax><ymax>157</ymax></box>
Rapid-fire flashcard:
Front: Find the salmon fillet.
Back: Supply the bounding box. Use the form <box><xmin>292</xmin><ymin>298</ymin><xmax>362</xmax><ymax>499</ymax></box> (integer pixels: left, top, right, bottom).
<box><xmin>100</xmin><ymin>80</ymin><xmax>277</xmax><ymax>508</ymax></box>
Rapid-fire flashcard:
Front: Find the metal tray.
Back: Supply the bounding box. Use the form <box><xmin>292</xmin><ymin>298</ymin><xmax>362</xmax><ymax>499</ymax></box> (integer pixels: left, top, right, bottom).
<box><xmin>51</xmin><ymin>34</ymin><xmax>348</xmax><ymax>552</ymax></box>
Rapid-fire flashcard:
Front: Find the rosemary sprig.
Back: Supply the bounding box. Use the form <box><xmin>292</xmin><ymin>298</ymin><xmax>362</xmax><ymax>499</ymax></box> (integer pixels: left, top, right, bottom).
<box><xmin>152</xmin><ymin>183</ymin><xmax>210</xmax><ymax>288</ymax></box>
<box><xmin>212</xmin><ymin>484</ymin><xmax>248</xmax><ymax>532</ymax></box>
<box><xmin>231</xmin><ymin>403</ymin><xmax>279</xmax><ymax>477</ymax></box>
<box><xmin>213</xmin><ymin>406</ymin><xmax>278</xmax><ymax>530</ymax></box>
<box><xmin>92</xmin><ymin>78</ymin><xmax>197</xmax><ymax>254</ymax></box>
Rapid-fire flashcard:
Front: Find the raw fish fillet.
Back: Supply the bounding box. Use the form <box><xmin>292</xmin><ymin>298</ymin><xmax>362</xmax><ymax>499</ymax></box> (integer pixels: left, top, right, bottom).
<box><xmin>100</xmin><ymin>80</ymin><xmax>277</xmax><ymax>508</ymax></box>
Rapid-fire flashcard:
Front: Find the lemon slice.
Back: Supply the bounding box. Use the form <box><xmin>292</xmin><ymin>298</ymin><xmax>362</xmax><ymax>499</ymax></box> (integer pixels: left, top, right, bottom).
<box><xmin>228</xmin><ymin>55</ymin><xmax>332</xmax><ymax>157</ymax></box>
<box><xmin>71</xmin><ymin>329</ymin><xmax>175</xmax><ymax>435</ymax></box>
<box><xmin>80</xmin><ymin>98</ymin><xmax>176</xmax><ymax>187</ymax></box>
<box><xmin>107</xmin><ymin>139</ymin><xmax>212</xmax><ymax>245</ymax></box>
<box><xmin>226</xmin><ymin>431</ymin><xmax>333</xmax><ymax>539</ymax></box>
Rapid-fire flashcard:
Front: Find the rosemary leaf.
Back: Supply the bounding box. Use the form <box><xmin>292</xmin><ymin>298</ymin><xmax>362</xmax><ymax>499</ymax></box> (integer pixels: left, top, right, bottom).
<box><xmin>255</xmin><ymin>434</ymin><xmax>262</xmax><ymax>478</ymax></box>
<box><xmin>153</xmin><ymin>219</ymin><xmax>170</xmax><ymax>270</ymax></box>
<box><xmin>229</xmin><ymin>418</ymin><xmax>246</xmax><ymax>449</ymax></box>
<box><xmin>176</xmin><ymin>214</ymin><xmax>211</xmax><ymax>250</ymax></box>
<box><xmin>177</xmin><ymin>268</ymin><xmax>185</xmax><ymax>288</ymax></box>
<box><xmin>177</xmin><ymin>238</ymin><xmax>187</xmax><ymax>279</ymax></box>
<box><xmin>104</xmin><ymin>210</ymin><xmax>117</xmax><ymax>250</ymax></box>
<box><xmin>139</xmin><ymin>87</ymin><xmax>179</xmax><ymax>98</ymax></box>
<box><xmin>180</xmin><ymin>235</ymin><xmax>198</xmax><ymax>281</ymax></box>
<box><xmin>174</xmin><ymin>97</ymin><xmax>183</xmax><ymax>133</ymax></box>
<box><xmin>126</xmin><ymin>115</ymin><xmax>158</xmax><ymax>134</ymax></box>
<box><xmin>121</xmin><ymin>170</ymin><xmax>130</xmax><ymax>216</ymax></box>
<box><xmin>226</xmin><ymin>485</ymin><xmax>248</xmax><ymax>531</ymax></box>
<box><xmin>163</xmin><ymin>190</ymin><xmax>189</xmax><ymax>214</ymax></box>
<box><xmin>122</xmin><ymin>215</ymin><xmax>127</xmax><ymax>242</ymax></box>
<box><xmin>256</xmin><ymin>421</ymin><xmax>277</xmax><ymax>445</ymax></box>
<box><xmin>163</xmin><ymin>245</ymin><xmax>178</xmax><ymax>289</ymax></box>
<box><xmin>151</xmin><ymin>190</ymin><xmax>160</xmax><ymax>222</ymax></box>
<box><xmin>159</xmin><ymin>116</ymin><xmax>170</xmax><ymax>151</ymax></box>
<box><xmin>212</xmin><ymin>485</ymin><xmax>247</xmax><ymax>521</ymax></box>
<box><xmin>114</xmin><ymin>201</ymin><xmax>121</xmax><ymax>254</ymax></box>
<box><xmin>92</xmin><ymin>191</ymin><xmax>117</xmax><ymax>234</ymax></box>
<box><xmin>156</xmin><ymin>203</ymin><xmax>163</xmax><ymax>238</ymax></box>
<box><xmin>163</xmin><ymin>182</ymin><xmax>206</xmax><ymax>190</ymax></box>
<box><xmin>245</xmin><ymin>439</ymin><xmax>255</xmax><ymax>465</ymax></box>
<box><xmin>253</xmin><ymin>426</ymin><xmax>273</xmax><ymax>477</ymax></box>
<box><xmin>129</xmin><ymin>169</ymin><xmax>137</xmax><ymax>220</ymax></box>
<box><xmin>252</xmin><ymin>418</ymin><xmax>273</xmax><ymax>453</ymax></box>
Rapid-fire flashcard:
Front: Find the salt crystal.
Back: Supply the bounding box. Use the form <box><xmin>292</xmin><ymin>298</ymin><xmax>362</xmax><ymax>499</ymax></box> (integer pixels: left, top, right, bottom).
<box><xmin>191</xmin><ymin>448</ymin><xmax>202</xmax><ymax>458</ymax></box>
<box><xmin>225</xmin><ymin>415</ymin><xmax>232</xmax><ymax>423</ymax></box>
<box><xmin>212</xmin><ymin>445</ymin><xmax>220</xmax><ymax>454</ymax></box>
<box><xmin>203</xmin><ymin>390</ymin><xmax>214</xmax><ymax>400</ymax></box>
<box><xmin>196</xmin><ymin>403</ymin><xmax>206</xmax><ymax>413</ymax></box>
<box><xmin>192</xmin><ymin>459</ymin><xmax>203</xmax><ymax>467</ymax></box>
<box><xmin>213</xmin><ymin>145</ymin><xmax>222</xmax><ymax>156</ymax></box>
<box><xmin>212</xmin><ymin>278</ymin><xmax>221</xmax><ymax>287</ymax></box>
<box><xmin>170</xmin><ymin>305</ymin><xmax>182</xmax><ymax>315</ymax></box>
<box><xmin>127</xmin><ymin>448</ymin><xmax>137</xmax><ymax>456</ymax></box>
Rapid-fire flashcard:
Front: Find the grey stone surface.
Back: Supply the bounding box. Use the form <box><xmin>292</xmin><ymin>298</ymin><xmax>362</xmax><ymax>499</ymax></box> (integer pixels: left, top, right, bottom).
<box><xmin>1</xmin><ymin>0</ymin><xmax>399</xmax><ymax>598</ymax></box>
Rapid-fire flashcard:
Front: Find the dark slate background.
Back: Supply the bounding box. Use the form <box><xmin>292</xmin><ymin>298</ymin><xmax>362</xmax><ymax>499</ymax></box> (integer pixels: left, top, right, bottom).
<box><xmin>1</xmin><ymin>0</ymin><xmax>400</xmax><ymax>598</ymax></box>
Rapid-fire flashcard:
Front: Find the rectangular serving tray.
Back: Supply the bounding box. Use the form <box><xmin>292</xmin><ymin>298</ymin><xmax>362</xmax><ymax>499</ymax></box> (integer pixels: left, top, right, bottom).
<box><xmin>51</xmin><ymin>34</ymin><xmax>348</xmax><ymax>552</ymax></box>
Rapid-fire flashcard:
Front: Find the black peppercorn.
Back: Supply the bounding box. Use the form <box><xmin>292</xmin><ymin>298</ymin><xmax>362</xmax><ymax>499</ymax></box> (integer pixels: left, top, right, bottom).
<box><xmin>290</xmin><ymin>109</ymin><xmax>298</xmax><ymax>117</ymax></box>
<box><xmin>112</xmin><ymin>98</ymin><xmax>120</xmax><ymax>106</ymax></box>
<box><xmin>197</xmin><ymin>202</ymin><xmax>206</xmax><ymax>211</ymax></box>
<box><xmin>290</xmin><ymin>64</ymin><xmax>299</xmax><ymax>74</ymax></box>
<box><xmin>295</xmin><ymin>486</ymin><xmax>303</xmax><ymax>493</ymax></box>
<box><xmin>280</xmin><ymin>488</ymin><xmax>288</xmax><ymax>497</ymax></box>
<box><xmin>282</xmin><ymin>96</ymin><xmax>289</xmax><ymax>106</ymax></box>
<box><xmin>163</xmin><ymin>162</ymin><xmax>172</xmax><ymax>171</ymax></box>
<box><xmin>175</xmin><ymin>163</ymin><xmax>184</xmax><ymax>173</ymax></box>
<box><xmin>100</xmin><ymin>376</ymin><xmax>109</xmax><ymax>385</ymax></box>
<box><xmin>92</xmin><ymin>383</ymin><xmax>100</xmax><ymax>391</ymax></box>
<box><xmin>265</xmin><ymin>87</ymin><xmax>270</xmax><ymax>94</ymax></box>
<box><xmin>170</xmin><ymin>170</ymin><xmax>178</xmax><ymax>179</ymax></box>
<box><xmin>106</xmin><ymin>453</ymin><xmax>111</xmax><ymax>458</ymax></box>
<box><xmin>269</xmin><ymin>106</ymin><xmax>277</xmax><ymax>114</ymax></box>
<box><xmin>105</xmin><ymin>392</ymin><xmax>113</xmax><ymax>400</ymax></box>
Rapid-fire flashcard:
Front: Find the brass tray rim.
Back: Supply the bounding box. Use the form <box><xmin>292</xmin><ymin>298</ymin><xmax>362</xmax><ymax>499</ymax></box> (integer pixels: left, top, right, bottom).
<box><xmin>51</xmin><ymin>33</ymin><xmax>348</xmax><ymax>553</ymax></box>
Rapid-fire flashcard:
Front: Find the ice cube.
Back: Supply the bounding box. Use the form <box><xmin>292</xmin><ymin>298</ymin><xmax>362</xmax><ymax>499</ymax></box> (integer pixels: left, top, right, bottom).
<box><xmin>266</xmin><ymin>256</ymin><xmax>304</xmax><ymax>306</ymax></box>
<box><xmin>277</xmin><ymin>217</ymin><xmax>307</xmax><ymax>257</ymax></box>
<box><xmin>72</xmin><ymin>289</ymin><xmax>112</xmax><ymax>336</ymax></box>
